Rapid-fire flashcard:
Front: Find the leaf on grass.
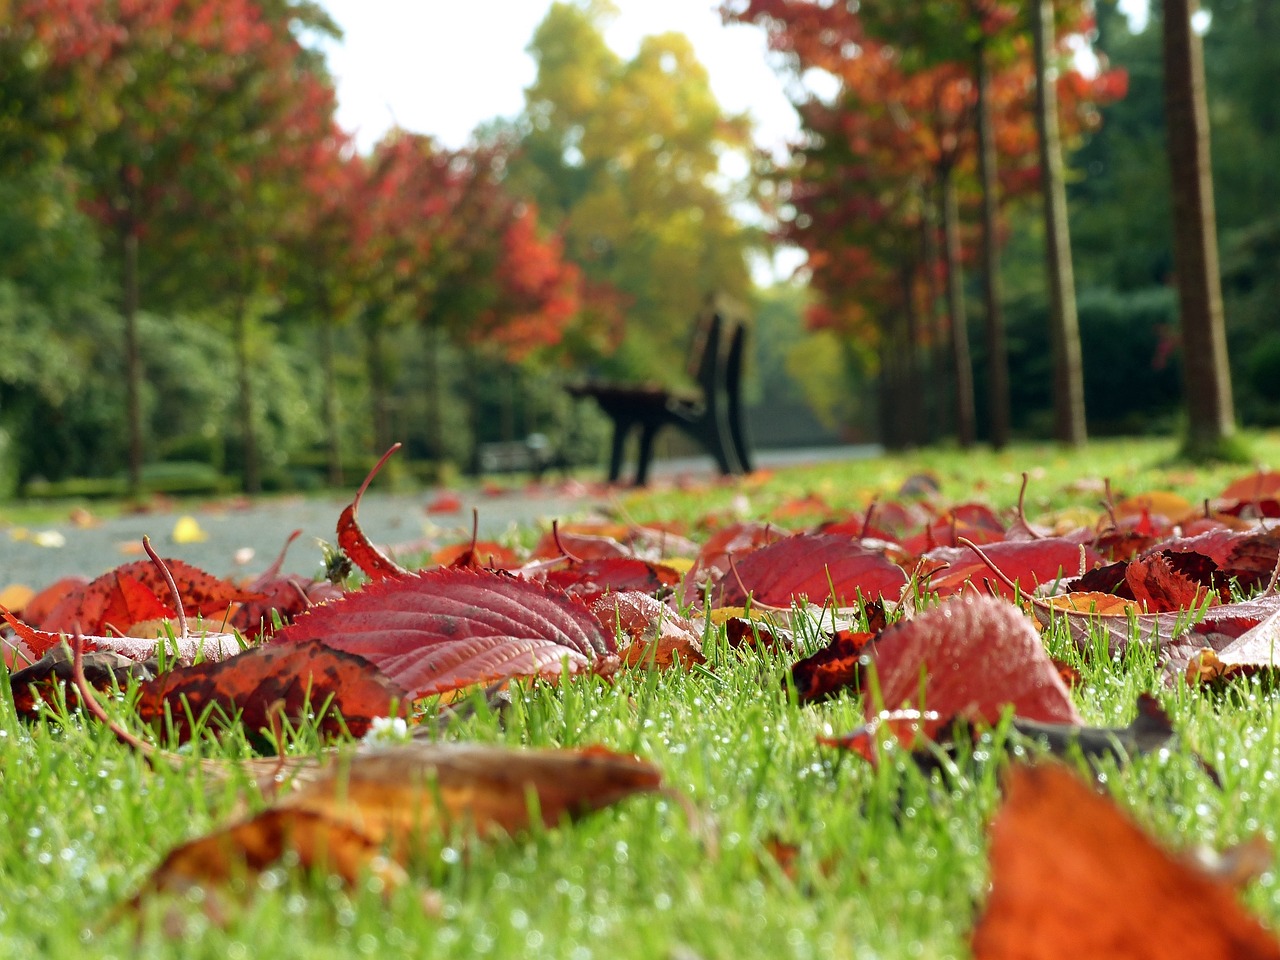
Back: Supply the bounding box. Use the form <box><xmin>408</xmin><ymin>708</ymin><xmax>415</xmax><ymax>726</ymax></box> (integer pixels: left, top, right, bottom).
<box><xmin>1188</xmin><ymin>603</ymin><xmax>1280</xmax><ymax>682</ymax></box>
<box><xmin>971</xmin><ymin>762</ymin><xmax>1280</xmax><ymax>959</ymax></box>
<box><xmin>1221</xmin><ymin>470</ymin><xmax>1280</xmax><ymax>504</ymax></box>
<box><xmin>136</xmin><ymin>743</ymin><xmax>661</xmax><ymax>901</ymax></box>
<box><xmin>0</xmin><ymin>605</ymin><xmax>242</xmax><ymax>662</ymax></box>
<box><xmin>711</xmin><ymin>532</ymin><xmax>907</xmax><ymax>607</ymax></box>
<box><xmin>1125</xmin><ymin>552</ymin><xmax>1212</xmax><ymax>612</ymax></box>
<box><xmin>134</xmin><ymin>639</ymin><xmax>405</xmax><ymax>743</ymax></box>
<box><xmin>591</xmin><ymin>591</ymin><xmax>704</xmax><ymax>668</ymax></box>
<box><xmin>9</xmin><ymin>645</ymin><xmax>155</xmax><ymax>720</ymax></box>
<box><xmin>926</xmin><ymin>538</ymin><xmax>1100</xmax><ymax>599</ymax></box>
<box><xmin>544</xmin><ymin>557</ymin><xmax>681</xmax><ymax>603</ymax></box>
<box><xmin>272</xmin><ymin>568</ymin><xmax>617</xmax><ymax>698</ymax></box>
<box><xmin>789</xmin><ymin>629</ymin><xmax>876</xmax><ymax>704</ymax></box>
<box><xmin>821</xmin><ymin>597</ymin><xmax>1081</xmax><ymax>758</ymax></box>
<box><xmin>37</xmin><ymin>559</ymin><xmax>257</xmax><ymax>636</ymax></box>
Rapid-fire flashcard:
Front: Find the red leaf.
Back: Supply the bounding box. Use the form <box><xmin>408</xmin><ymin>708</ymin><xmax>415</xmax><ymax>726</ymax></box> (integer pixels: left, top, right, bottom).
<box><xmin>336</xmin><ymin>445</ymin><xmax>411</xmax><ymax>583</ymax></box>
<box><xmin>38</xmin><ymin>559</ymin><xmax>257</xmax><ymax>635</ymax></box>
<box><xmin>272</xmin><ymin>569</ymin><xmax>617</xmax><ymax>697</ymax></box>
<box><xmin>1125</xmin><ymin>553</ymin><xmax>1209</xmax><ymax>613</ymax></box>
<box><xmin>712</xmin><ymin>533</ymin><xmax>907</xmax><ymax>607</ymax></box>
<box><xmin>1221</xmin><ymin>470</ymin><xmax>1280</xmax><ymax>503</ymax></box>
<box><xmin>544</xmin><ymin>557</ymin><xmax>680</xmax><ymax>603</ymax></box>
<box><xmin>789</xmin><ymin>628</ymin><xmax>876</xmax><ymax>703</ymax></box>
<box><xmin>591</xmin><ymin>591</ymin><xmax>704</xmax><ymax>668</ymax></box>
<box><xmin>823</xmin><ymin>597</ymin><xmax>1081</xmax><ymax>756</ymax></box>
<box><xmin>972</xmin><ymin>763</ymin><xmax>1280</xmax><ymax>959</ymax></box>
<box><xmin>679</xmin><ymin>521</ymin><xmax>781</xmax><ymax>605</ymax></box>
<box><xmin>926</xmin><ymin>538</ymin><xmax>1100</xmax><ymax>599</ymax></box>
<box><xmin>134</xmin><ymin>639</ymin><xmax>404</xmax><ymax>742</ymax></box>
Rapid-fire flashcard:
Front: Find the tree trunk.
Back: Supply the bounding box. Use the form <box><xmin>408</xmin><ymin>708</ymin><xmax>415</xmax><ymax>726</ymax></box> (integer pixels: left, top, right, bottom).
<box><xmin>122</xmin><ymin>222</ymin><xmax>143</xmax><ymax>496</ymax></box>
<box><xmin>1162</xmin><ymin>0</ymin><xmax>1236</xmax><ymax>453</ymax></box>
<box><xmin>919</xmin><ymin>183</ymin><xmax>949</xmax><ymax>443</ymax></box>
<box><xmin>941</xmin><ymin>166</ymin><xmax>977</xmax><ymax>448</ymax></box>
<box><xmin>320</xmin><ymin>314</ymin><xmax>343</xmax><ymax>487</ymax></box>
<box><xmin>901</xmin><ymin>260</ymin><xmax>923</xmax><ymax>447</ymax></box>
<box><xmin>365</xmin><ymin>310</ymin><xmax>392</xmax><ymax>456</ymax></box>
<box><xmin>1032</xmin><ymin>0</ymin><xmax>1088</xmax><ymax>446</ymax></box>
<box><xmin>975</xmin><ymin>40</ymin><xmax>1010</xmax><ymax>450</ymax></box>
<box><xmin>233</xmin><ymin>300</ymin><xmax>260</xmax><ymax>494</ymax></box>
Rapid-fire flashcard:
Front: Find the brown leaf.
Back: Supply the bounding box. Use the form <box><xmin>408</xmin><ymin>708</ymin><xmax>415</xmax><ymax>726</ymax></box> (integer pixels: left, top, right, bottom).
<box><xmin>972</xmin><ymin>763</ymin><xmax>1280</xmax><ymax>959</ymax></box>
<box><xmin>135</xmin><ymin>743</ymin><xmax>661</xmax><ymax>902</ymax></box>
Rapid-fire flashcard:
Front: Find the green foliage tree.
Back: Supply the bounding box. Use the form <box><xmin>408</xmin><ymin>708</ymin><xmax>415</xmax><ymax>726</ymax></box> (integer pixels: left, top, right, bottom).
<box><xmin>516</xmin><ymin>1</ymin><xmax>756</xmax><ymax>385</ymax></box>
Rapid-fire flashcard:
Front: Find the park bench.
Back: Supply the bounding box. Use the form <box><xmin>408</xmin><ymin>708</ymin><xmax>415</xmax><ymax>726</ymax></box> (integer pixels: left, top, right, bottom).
<box><xmin>566</xmin><ymin>309</ymin><xmax>752</xmax><ymax>486</ymax></box>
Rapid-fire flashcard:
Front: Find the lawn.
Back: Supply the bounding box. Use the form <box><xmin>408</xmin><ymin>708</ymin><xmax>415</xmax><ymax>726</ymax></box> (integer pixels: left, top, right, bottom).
<box><xmin>4</xmin><ymin>433</ymin><xmax>1280</xmax><ymax>958</ymax></box>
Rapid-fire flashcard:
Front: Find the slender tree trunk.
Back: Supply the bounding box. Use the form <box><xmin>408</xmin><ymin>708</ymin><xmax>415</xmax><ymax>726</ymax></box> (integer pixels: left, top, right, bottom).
<box><xmin>320</xmin><ymin>314</ymin><xmax>343</xmax><ymax>487</ymax></box>
<box><xmin>941</xmin><ymin>166</ymin><xmax>976</xmax><ymax>448</ymax></box>
<box><xmin>975</xmin><ymin>40</ymin><xmax>1010</xmax><ymax>450</ymax></box>
<box><xmin>233</xmin><ymin>298</ymin><xmax>260</xmax><ymax>494</ymax></box>
<box><xmin>365</xmin><ymin>310</ymin><xmax>392</xmax><ymax>455</ymax></box>
<box><xmin>1163</xmin><ymin>0</ymin><xmax>1235</xmax><ymax>453</ymax></box>
<box><xmin>920</xmin><ymin>183</ymin><xmax>948</xmax><ymax>443</ymax></box>
<box><xmin>122</xmin><ymin>222</ymin><xmax>143</xmax><ymax>496</ymax></box>
<box><xmin>1032</xmin><ymin>0</ymin><xmax>1087</xmax><ymax>446</ymax></box>
<box><xmin>901</xmin><ymin>260</ymin><xmax>923</xmax><ymax>447</ymax></box>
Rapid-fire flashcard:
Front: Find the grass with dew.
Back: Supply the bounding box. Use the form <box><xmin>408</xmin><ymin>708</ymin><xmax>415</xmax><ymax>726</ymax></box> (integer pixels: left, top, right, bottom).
<box><xmin>4</xmin><ymin>434</ymin><xmax>1280</xmax><ymax>956</ymax></box>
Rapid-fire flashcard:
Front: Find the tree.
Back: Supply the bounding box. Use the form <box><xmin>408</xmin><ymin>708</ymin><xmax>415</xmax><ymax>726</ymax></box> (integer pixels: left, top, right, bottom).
<box><xmin>1031</xmin><ymin>0</ymin><xmax>1085</xmax><ymax>446</ymax></box>
<box><xmin>516</xmin><ymin>1</ymin><xmax>755</xmax><ymax>384</ymax></box>
<box><xmin>10</xmin><ymin>0</ymin><xmax>338</xmax><ymax>492</ymax></box>
<box><xmin>1162</xmin><ymin>0</ymin><xmax>1236</xmax><ymax>454</ymax></box>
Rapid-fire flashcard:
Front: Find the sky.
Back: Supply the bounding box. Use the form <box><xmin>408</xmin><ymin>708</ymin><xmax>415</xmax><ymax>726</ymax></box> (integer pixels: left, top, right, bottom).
<box><xmin>319</xmin><ymin>0</ymin><xmax>1152</xmax><ymax>153</ymax></box>
<box><xmin>318</xmin><ymin>1</ymin><xmax>801</xmax><ymax>153</ymax></box>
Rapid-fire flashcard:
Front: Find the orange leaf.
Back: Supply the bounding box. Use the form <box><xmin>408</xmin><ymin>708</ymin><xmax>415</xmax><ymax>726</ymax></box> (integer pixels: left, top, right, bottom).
<box><xmin>972</xmin><ymin>763</ymin><xmax>1280</xmax><ymax>959</ymax></box>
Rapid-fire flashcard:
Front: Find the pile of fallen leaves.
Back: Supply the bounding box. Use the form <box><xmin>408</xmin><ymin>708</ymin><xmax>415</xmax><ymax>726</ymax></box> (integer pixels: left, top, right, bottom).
<box><xmin>6</xmin><ymin>450</ymin><xmax>1280</xmax><ymax>953</ymax></box>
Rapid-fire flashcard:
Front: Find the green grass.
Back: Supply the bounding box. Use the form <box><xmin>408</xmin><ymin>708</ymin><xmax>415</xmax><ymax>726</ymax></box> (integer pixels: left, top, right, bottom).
<box><xmin>5</xmin><ymin>433</ymin><xmax>1280</xmax><ymax>957</ymax></box>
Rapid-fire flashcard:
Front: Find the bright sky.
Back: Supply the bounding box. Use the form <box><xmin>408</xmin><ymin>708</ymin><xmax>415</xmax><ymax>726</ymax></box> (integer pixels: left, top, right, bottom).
<box><xmin>319</xmin><ymin>1</ymin><xmax>800</xmax><ymax>153</ymax></box>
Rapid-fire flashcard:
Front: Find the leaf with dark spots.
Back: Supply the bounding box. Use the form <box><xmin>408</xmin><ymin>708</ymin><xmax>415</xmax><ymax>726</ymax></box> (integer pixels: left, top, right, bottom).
<box><xmin>972</xmin><ymin>763</ymin><xmax>1280</xmax><ymax>959</ymax></box>
<box><xmin>544</xmin><ymin>557</ymin><xmax>681</xmax><ymax>603</ymax></box>
<box><xmin>788</xmin><ymin>629</ymin><xmax>876</xmax><ymax>704</ymax></box>
<box><xmin>134</xmin><ymin>639</ymin><xmax>404</xmax><ymax>743</ymax></box>
<box><xmin>38</xmin><ymin>559</ymin><xmax>256</xmax><ymax>636</ymax></box>
<box><xmin>336</xmin><ymin>445</ymin><xmax>411</xmax><ymax>583</ymax></box>
<box><xmin>591</xmin><ymin>591</ymin><xmax>704</xmax><ymax>668</ymax></box>
<box><xmin>9</xmin><ymin>644</ymin><xmax>155</xmax><ymax>720</ymax></box>
<box><xmin>1220</xmin><ymin>528</ymin><xmax>1280</xmax><ymax>593</ymax></box>
<box><xmin>17</xmin><ymin>577</ymin><xmax>87</xmax><ymax>625</ymax></box>
<box><xmin>272</xmin><ymin>568</ymin><xmax>617</xmax><ymax>697</ymax></box>
<box><xmin>711</xmin><ymin>532</ymin><xmax>907</xmax><ymax>607</ymax></box>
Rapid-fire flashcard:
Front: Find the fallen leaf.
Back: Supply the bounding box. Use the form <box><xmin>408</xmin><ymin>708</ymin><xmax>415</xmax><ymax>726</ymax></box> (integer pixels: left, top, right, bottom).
<box><xmin>972</xmin><ymin>762</ymin><xmax>1280</xmax><ymax>959</ymax></box>
<box><xmin>272</xmin><ymin>568</ymin><xmax>617</xmax><ymax>697</ymax></box>
<box><xmin>171</xmin><ymin>516</ymin><xmax>209</xmax><ymax>544</ymax></box>
<box><xmin>134</xmin><ymin>639</ymin><xmax>405</xmax><ymax>743</ymax></box>
<box><xmin>711</xmin><ymin>533</ymin><xmax>908</xmax><ymax>608</ymax></box>
<box><xmin>592</xmin><ymin>591</ymin><xmax>704</xmax><ymax>668</ymax></box>
<box><xmin>135</xmin><ymin>743</ymin><xmax>662</xmax><ymax>900</ymax></box>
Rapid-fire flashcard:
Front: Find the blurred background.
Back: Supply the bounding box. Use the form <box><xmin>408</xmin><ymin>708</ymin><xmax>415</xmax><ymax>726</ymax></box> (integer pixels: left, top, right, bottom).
<box><xmin>0</xmin><ymin>0</ymin><xmax>1274</xmax><ymax>498</ymax></box>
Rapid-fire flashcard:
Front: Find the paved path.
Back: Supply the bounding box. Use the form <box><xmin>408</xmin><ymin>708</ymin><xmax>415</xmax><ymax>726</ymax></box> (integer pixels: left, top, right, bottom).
<box><xmin>0</xmin><ymin>444</ymin><xmax>881</xmax><ymax>590</ymax></box>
